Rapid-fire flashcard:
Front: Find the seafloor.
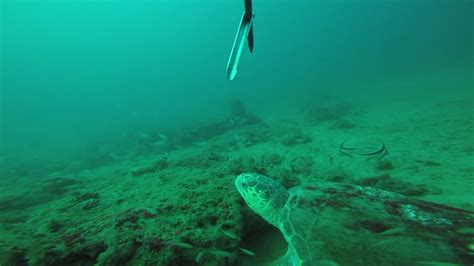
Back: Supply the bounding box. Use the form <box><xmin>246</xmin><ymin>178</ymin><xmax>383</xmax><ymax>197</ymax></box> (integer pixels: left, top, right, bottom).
<box><xmin>1</xmin><ymin>71</ymin><xmax>473</xmax><ymax>265</ymax></box>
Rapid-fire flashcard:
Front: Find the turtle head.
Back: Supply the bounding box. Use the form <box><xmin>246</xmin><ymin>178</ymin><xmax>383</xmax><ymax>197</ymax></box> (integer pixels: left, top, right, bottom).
<box><xmin>235</xmin><ymin>173</ymin><xmax>289</xmax><ymax>225</ymax></box>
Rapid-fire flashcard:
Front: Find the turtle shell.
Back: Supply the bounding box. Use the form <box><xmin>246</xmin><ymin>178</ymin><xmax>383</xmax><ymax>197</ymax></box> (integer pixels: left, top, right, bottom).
<box><xmin>277</xmin><ymin>182</ymin><xmax>473</xmax><ymax>265</ymax></box>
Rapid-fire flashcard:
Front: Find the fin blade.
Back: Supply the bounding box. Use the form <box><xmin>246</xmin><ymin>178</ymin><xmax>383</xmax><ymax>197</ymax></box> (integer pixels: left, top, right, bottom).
<box><xmin>226</xmin><ymin>12</ymin><xmax>254</xmax><ymax>80</ymax></box>
<box><xmin>248</xmin><ymin>24</ymin><xmax>254</xmax><ymax>53</ymax></box>
<box><xmin>244</xmin><ymin>0</ymin><xmax>252</xmax><ymax>13</ymax></box>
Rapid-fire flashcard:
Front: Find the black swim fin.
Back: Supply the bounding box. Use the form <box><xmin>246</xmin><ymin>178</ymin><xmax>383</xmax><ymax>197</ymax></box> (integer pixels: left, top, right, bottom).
<box><xmin>226</xmin><ymin>0</ymin><xmax>255</xmax><ymax>80</ymax></box>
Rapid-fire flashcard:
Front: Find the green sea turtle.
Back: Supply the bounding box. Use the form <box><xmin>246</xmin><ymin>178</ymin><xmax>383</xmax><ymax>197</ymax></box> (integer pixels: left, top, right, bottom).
<box><xmin>235</xmin><ymin>173</ymin><xmax>474</xmax><ymax>265</ymax></box>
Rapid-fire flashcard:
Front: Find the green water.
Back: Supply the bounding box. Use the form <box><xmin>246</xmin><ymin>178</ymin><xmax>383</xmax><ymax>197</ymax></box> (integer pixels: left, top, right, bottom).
<box><xmin>0</xmin><ymin>0</ymin><xmax>473</xmax><ymax>265</ymax></box>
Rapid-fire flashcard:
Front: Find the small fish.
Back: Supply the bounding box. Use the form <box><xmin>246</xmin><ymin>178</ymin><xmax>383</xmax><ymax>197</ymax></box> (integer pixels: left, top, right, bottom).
<box><xmin>209</xmin><ymin>250</ymin><xmax>235</xmax><ymax>258</ymax></box>
<box><xmin>195</xmin><ymin>251</ymin><xmax>205</xmax><ymax>263</ymax></box>
<box><xmin>416</xmin><ymin>261</ymin><xmax>461</xmax><ymax>266</ymax></box>
<box><xmin>456</xmin><ymin>227</ymin><xmax>474</xmax><ymax>235</ymax></box>
<box><xmin>220</xmin><ymin>228</ymin><xmax>239</xmax><ymax>240</ymax></box>
<box><xmin>158</xmin><ymin>133</ymin><xmax>168</xmax><ymax>141</ymax></box>
<box><xmin>468</xmin><ymin>243</ymin><xmax>474</xmax><ymax>251</ymax></box>
<box><xmin>372</xmin><ymin>238</ymin><xmax>397</xmax><ymax>247</ymax></box>
<box><xmin>378</xmin><ymin>227</ymin><xmax>405</xmax><ymax>236</ymax></box>
<box><xmin>47</xmin><ymin>171</ymin><xmax>63</xmax><ymax>177</ymax></box>
<box><xmin>238</xmin><ymin>247</ymin><xmax>256</xmax><ymax>256</ymax></box>
<box><xmin>173</xmin><ymin>242</ymin><xmax>193</xmax><ymax>249</ymax></box>
<box><xmin>315</xmin><ymin>260</ymin><xmax>340</xmax><ymax>266</ymax></box>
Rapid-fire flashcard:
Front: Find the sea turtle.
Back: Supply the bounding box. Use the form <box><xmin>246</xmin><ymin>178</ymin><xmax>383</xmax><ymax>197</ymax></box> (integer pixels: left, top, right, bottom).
<box><xmin>235</xmin><ymin>173</ymin><xmax>474</xmax><ymax>265</ymax></box>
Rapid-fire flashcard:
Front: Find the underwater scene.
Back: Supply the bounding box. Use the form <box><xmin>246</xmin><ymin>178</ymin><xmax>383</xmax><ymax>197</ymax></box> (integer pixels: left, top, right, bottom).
<box><xmin>1</xmin><ymin>0</ymin><xmax>473</xmax><ymax>265</ymax></box>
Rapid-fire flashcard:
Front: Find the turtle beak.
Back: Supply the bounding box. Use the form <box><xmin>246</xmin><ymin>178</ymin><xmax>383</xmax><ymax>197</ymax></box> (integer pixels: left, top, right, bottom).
<box><xmin>236</xmin><ymin>173</ymin><xmax>256</xmax><ymax>187</ymax></box>
<box><xmin>234</xmin><ymin>174</ymin><xmax>246</xmax><ymax>194</ymax></box>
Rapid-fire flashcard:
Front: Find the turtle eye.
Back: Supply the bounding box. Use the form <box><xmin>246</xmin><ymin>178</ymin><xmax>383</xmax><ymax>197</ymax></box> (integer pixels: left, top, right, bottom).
<box><xmin>262</xmin><ymin>190</ymin><xmax>270</xmax><ymax>199</ymax></box>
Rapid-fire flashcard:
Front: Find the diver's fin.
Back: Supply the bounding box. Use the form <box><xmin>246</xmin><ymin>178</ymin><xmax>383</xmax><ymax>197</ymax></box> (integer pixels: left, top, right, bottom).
<box><xmin>248</xmin><ymin>24</ymin><xmax>254</xmax><ymax>53</ymax></box>
<box><xmin>245</xmin><ymin>0</ymin><xmax>254</xmax><ymax>53</ymax></box>
<box><xmin>244</xmin><ymin>0</ymin><xmax>252</xmax><ymax>13</ymax></box>
<box><xmin>226</xmin><ymin>11</ymin><xmax>254</xmax><ymax>80</ymax></box>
